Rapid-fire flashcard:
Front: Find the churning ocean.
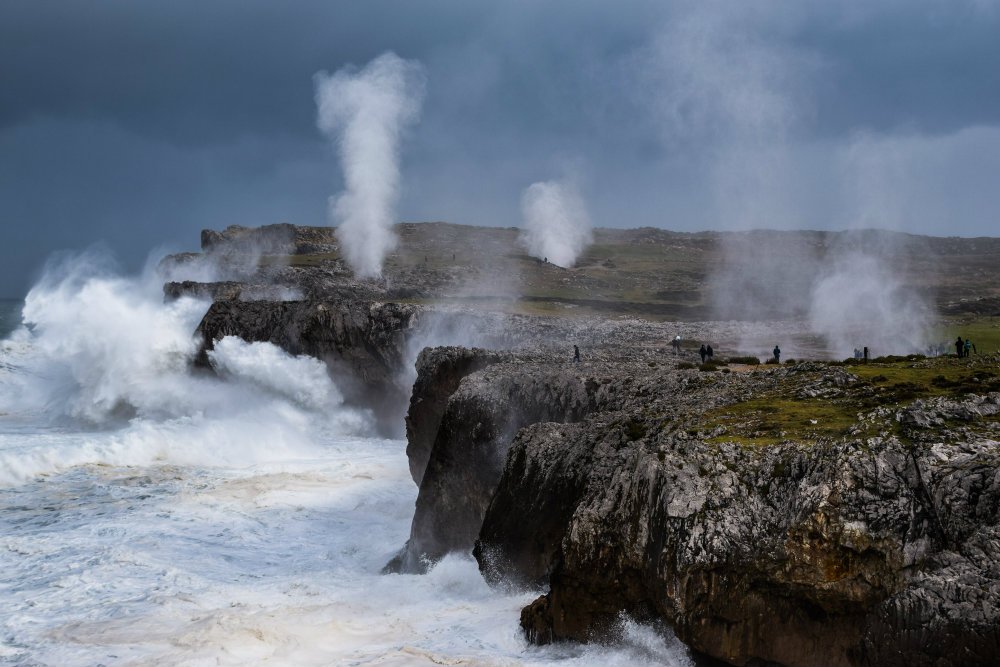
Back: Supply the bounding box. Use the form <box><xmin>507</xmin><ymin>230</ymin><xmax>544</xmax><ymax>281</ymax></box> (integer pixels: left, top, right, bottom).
<box><xmin>0</xmin><ymin>267</ymin><xmax>693</xmax><ymax>666</ymax></box>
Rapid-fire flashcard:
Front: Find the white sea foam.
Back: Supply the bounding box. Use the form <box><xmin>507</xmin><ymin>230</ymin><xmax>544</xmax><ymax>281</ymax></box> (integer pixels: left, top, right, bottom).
<box><xmin>0</xmin><ymin>250</ymin><xmax>369</xmax><ymax>484</ymax></box>
<box><xmin>0</xmin><ymin>439</ymin><xmax>693</xmax><ymax>666</ymax></box>
<box><xmin>0</xmin><ymin>252</ymin><xmax>693</xmax><ymax>665</ymax></box>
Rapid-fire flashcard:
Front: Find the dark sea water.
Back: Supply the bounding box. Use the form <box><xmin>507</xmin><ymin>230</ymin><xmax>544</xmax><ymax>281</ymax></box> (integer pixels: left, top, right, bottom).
<box><xmin>0</xmin><ymin>299</ymin><xmax>21</xmax><ymax>338</ymax></box>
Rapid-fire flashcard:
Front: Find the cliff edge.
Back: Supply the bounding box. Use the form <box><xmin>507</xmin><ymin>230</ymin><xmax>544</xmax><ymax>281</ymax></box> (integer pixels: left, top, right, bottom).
<box><xmin>403</xmin><ymin>347</ymin><xmax>1000</xmax><ymax>666</ymax></box>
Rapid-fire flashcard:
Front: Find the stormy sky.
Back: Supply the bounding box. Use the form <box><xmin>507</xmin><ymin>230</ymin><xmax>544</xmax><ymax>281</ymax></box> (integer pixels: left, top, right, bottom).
<box><xmin>1</xmin><ymin>0</ymin><xmax>998</xmax><ymax>295</ymax></box>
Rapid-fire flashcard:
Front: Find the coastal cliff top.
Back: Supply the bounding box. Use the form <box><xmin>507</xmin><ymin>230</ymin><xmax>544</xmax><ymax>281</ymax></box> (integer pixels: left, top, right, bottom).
<box><xmin>161</xmin><ymin>221</ymin><xmax>1000</xmax><ymax>321</ymax></box>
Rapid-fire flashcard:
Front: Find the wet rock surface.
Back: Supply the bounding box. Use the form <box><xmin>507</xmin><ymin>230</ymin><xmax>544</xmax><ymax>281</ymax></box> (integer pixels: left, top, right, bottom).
<box><xmin>402</xmin><ymin>345</ymin><xmax>1000</xmax><ymax>666</ymax></box>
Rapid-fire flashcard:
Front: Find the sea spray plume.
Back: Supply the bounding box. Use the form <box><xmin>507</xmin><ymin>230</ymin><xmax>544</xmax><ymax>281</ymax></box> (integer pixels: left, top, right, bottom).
<box><xmin>9</xmin><ymin>248</ymin><xmax>371</xmax><ymax>434</ymax></box>
<box><xmin>518</xmin><ymin>180</ymin><xmax>593</xmax><ymax>268</ymax></box>
<box><xmin>803</xmin><ymin>135</ymin><xmax>940</xmax><ymax>359</ymax></box>
<box><xmin>808</xmin><ymin>244</ymin><xmax>933</xmax><ymax>358</ymax></box>
<box><xmin>315</xmin><ymin>52</ymin><xmax>426</xmax><ymax>278</ymax></box>
<box><xmin>636</xmin><ymin>3</ymin><xmax>813</xmax><ymax>230</ymax></box>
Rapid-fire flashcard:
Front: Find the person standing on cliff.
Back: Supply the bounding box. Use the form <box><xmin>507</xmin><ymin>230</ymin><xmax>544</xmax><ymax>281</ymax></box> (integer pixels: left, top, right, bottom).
<box><xmin>671</xmin><ymin>336</ymin><xmax>681</xmax><ymax>355</ymax></box>
<box><xmin>706</xmin><ymin>344</ymin><xmax>714</xmax><ymax>361</ymax></box>
<box><xmin>699</xmin><ymin>344</ymin><xmax>707</xmax><ymax>363</ymax></box>
<box><xmin>573</xmin><ymin>345</ymin><xmax>581</xmax><ymax>363</ymax></box>
<box><xmin>956</xmin><ymin>336</ymin><xmax>965</xmax><ymax>358</ymax></box>
<box><xmin>773</xmin><ymin>345</ymin><xmax>781</xmax><ymax>363</ymax></box>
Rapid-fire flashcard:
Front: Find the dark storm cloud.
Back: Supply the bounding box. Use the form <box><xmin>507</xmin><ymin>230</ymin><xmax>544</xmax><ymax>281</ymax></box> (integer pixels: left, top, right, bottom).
<box><xmin>1</xmin><ymin>0</ymin><xmax>998</xmax><ymax>295</ymax></box>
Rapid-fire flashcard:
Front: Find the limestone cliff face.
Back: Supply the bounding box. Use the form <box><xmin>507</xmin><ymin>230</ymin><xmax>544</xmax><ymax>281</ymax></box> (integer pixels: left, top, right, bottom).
<box><xmin>195</xmin><ymin>299</ymin><xmax>417</xmax><ymax>433</ymax></box>
<box><xmin>402</xmin><ymin>346</ymin><xmax>1000</xmax><ymax>666</ymax></box>
<box><xmin>389</xmin><ymin>349</ymin><xmax>637</xmax><ymax>572</ymax></box>
<box><xmin>404</xmin><ymin>347</ymin><xmax>508</xmax><ymax>486</ymax></box>
<box><xmin>489</xmin><ymin>391</ymin><xmax>1000</xmax><ymax>667</ymax></box>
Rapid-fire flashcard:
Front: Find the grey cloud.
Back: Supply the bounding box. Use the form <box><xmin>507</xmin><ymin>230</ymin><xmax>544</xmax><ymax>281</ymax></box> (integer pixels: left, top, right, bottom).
<box><xmin>1</xmin><ymin>0</ymin><xmax>999</xmax><ymax>296</ymax></box>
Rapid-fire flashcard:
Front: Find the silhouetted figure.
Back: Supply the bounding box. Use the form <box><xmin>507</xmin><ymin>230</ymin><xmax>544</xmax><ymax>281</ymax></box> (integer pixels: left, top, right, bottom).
<box><xmin>773</xmin><ymin>345</ymin><xmax>781</xmax><ymax>363</ymax></box>
<box><xmin>706</xmin><ymin>344</ymin><xmax>714</xmax><ymax>361</ymax></box>
<box><xmin>699</xmin><ymin>344</ymin><xmax>707</xmax><ymax>363</ymax></box>
<box><xmin>573</xmin><ymin>345</ymin><xmax>581</xmax><ymax>363</ymax></box>
<box><xmin>863</xmin><ymin>346</ymin><xmax>869</xmax><ymax>362</ymax></box>
<box><xmin>956</xmin><ymin>337</ymin><xmax>965</xmax><ymax>358</ymax></box>
<box><xmin>671</xmin><ymin>336</ymin><xmax>681</xmax><ymax>355</ymax></box>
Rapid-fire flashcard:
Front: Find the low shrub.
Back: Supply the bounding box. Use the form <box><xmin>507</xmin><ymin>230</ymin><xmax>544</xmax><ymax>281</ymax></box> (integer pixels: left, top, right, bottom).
<box><xmin>625</xmin><ymin>419</ymin><xmax>647</xmax><ymax>441</ymax></box>
<box><xmin>726</xmin><ymin>356</ymin><xmax>761</xmax><ymax>365</ymax></box>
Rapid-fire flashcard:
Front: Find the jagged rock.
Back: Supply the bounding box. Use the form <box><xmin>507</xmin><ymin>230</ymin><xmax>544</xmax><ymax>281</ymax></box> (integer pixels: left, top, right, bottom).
<box><xmin>162</xmin><ymin>223</ymin><xmax>1000</xmax><ymax>665</ymax></box>
<box><xmin>200</xmin><ymin>223</ymin><xmax>338</xmax><ymax>255</ymax></box>
<box><xmin>163</xmin><ymin>280</ymin><xmax>303</xmax><ymax>302</ymax></box>
<box><xmin>388</xmin><ymin>350</ymin><xmax>637</xmax><ymax>572</ymax></box>
<box><xmin>467</xmin><ymin>370</ymin><xmax>1000</xmax><ymax>667</ymax></box>
<box><xmin>404</xmin><ymin>346</ymin><xmax>508</xmax><ymax>486</ymax></box>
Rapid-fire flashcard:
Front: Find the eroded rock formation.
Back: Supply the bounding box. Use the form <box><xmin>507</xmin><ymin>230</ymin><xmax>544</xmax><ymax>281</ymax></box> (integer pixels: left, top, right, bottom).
<box><xmin>401</xmin><ymin>346</ymin><xmax>1000</xmax><ymax>666</ymax></box>
<box><xmin>388</xmin><ymin>350</ymin><xmax>654</xmax><ymax>572</ymax></box>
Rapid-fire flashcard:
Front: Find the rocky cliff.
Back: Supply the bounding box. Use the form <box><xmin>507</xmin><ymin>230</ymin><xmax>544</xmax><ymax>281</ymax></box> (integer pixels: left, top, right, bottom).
<box><xmin>388</xmin><ymin>348</ymin><xmax>661</xmax><ymax>573</ymax></box>
<box><xmin>402</xmin><ymin>347</ymin><xmax>1000</xmax><ymax>666</ymax></box>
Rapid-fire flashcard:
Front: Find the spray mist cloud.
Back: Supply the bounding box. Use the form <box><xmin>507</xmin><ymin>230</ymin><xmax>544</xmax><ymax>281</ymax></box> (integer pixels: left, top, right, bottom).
<box><xmin>808</xmin><ymin>248</ymin><xmax>932</xmax><ymax>358</ymax></box>
<box><xmin>518</xmin><ymin>180</ymin><xmax>593</xmax><ymax>268</ymax></box>
<box><xmin>315</xmin><ymin>52</ymin><xmax>426</xmax><ymax>278</ymax></box>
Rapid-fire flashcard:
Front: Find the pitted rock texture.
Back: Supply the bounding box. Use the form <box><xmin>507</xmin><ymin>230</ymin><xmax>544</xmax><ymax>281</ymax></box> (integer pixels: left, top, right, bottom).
<box><xmin>388</xmin><ymin>350</ymin><xmax>647</xmax><ymax>573</ymax></box>
<box><xmin>404</xmin><ymin>346</ymin><xmax>509</xmax><ymax>486</ymax></box>
<box><xmin>470</xmin><ymin>362</ymin><xmax>1000</xmax><ymax>667</ymax></box>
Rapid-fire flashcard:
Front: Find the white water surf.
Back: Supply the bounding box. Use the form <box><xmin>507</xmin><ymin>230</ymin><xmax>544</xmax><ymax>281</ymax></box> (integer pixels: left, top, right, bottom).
<box><xmin>0</xmin><ymin>255</ymin><xmax>693</xmax><ymax>666</ymax></box>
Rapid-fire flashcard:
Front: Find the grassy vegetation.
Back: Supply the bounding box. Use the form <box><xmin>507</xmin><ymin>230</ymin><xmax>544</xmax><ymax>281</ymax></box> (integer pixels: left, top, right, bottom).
<box><xmin>704</xmin><ymin>354</ymin><xmax>1000</xmax><ymax>447</ymax></box>
<box><xmin>707</xmin><ymin>397</ymin><xmax>861</xmax><ymax>446</ymax></box>
<box><xmin>938</xmin><ymin>317</ymin><xmax>1000</xmax><ymax>355</ymax></box>
<box><xmin>727</xmin><ymin>355</ymin><xmax>761</xmax><ymax>365</ymax></box>
<box><xmin>851</xmin><ymin>362</ymin><xmax>1000</xmax><ymax>404</ymax></box>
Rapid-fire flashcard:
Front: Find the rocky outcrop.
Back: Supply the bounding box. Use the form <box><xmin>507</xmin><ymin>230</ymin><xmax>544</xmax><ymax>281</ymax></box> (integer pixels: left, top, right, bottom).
<box><xmin>388</xmin><ymin>349</ymin><xmax>644</xmax><ymax>572</ymax></box>
<box><xmin>470</xmin><ymin>364</ymin><xmax>1000</xmax><ymax>667</ymax></box>
<box><xmin>390</xmin><ymin>344</ymin><xmax>999</xmax><ymax>665</ymax></box>
<box><xmin>195</xmin><ymin>299</ymin><xmax>418</xmax><ymax>434</ymax></box>
<box><xmin>163</xmin><ymin>280</ymin><xmax>303</xmax><ymax>302</ymax></box>
<box><xmin>201</xmin><ymin>223</ymin><xmax>338</xmax><ymax>255</ymax></box>
<box><xmin>404</xmin><ymin>346</ymin><xmax>508</xmax><ymax>486</ymax></box>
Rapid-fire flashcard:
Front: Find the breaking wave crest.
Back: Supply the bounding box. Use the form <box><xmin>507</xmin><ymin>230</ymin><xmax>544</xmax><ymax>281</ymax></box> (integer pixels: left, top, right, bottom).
<box><xmin>0</xmin><ymin>249</ymin><xmax>371</xmax><ymax>485</ymax></box>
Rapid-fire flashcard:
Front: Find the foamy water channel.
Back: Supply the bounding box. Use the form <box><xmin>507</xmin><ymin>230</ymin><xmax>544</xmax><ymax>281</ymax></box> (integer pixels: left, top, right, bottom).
<box><xmin>0</xmin><ymin>271</ymin><xmax>693</xmax><ymax>666</ymax></box>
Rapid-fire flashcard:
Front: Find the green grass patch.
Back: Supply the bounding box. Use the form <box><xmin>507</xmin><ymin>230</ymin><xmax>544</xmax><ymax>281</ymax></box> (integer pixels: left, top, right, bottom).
<box><xmin>726</xmin><ymin>355</ymin><xmax>761</xmax><ymax>365</ymax></box>
<box><xmin>938</xmin><ymin>316</ymin><xmax>1000</xmax><ymax>355</ymax></box>
<box><xmin>851</xmin><ymin>363</ymin><xmax>1000</xmax><ymax>399</ymax></box>
<box><xmin>703</xmin><ymin>355</ymin><xmax>1000</xmax><ymax>447</ymax></box>
<box><xmin>706</xmin><ymin>398</ymin><xmax>859</xmax><ymax>446</ymax></box>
